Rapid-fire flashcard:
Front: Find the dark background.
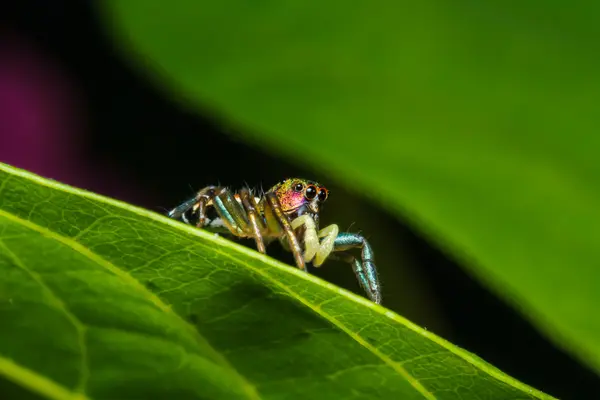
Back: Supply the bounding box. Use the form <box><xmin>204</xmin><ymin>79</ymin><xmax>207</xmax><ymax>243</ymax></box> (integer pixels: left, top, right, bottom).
<box><xmin>1</xmin><ymin>1</ymin><xmax>598</xmax><ymax>398</ymax></box>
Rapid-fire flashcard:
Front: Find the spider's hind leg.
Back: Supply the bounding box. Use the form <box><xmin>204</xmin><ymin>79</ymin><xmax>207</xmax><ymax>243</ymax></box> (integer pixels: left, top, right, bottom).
<box><xmin>192</xmin><ymin>186</ymin><xmax>219</xmax><ymax>228</ymax></box>
<box><xmin>168</xmin><ymin>186</ymin><xmax>220</xmax><ymax>226</ymax></box>
<box><xmin>170</xmin><ymin>185</ymin><xmax>270</xmax><ymax>256</ymax></box>
<box><xmin>167</xmin><ymin>196</ymin><xmax>198</xmax><ymax>224</ymax></box>
<box><xmin>211</xmin><ymin>187</ymin><xmax>251</xmax><ymax>236</ymax></box>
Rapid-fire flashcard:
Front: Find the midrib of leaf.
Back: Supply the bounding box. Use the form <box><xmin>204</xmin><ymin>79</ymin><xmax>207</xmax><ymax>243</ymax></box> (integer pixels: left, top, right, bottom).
<box><xmin>193</xmin><ymin>240</ymin><xmax>435</xmax><ymax>399</ymax></box>
<box><xmin>189</xmin><ymin>234</ymin><xmax>550</xmax><ymax>400</ymax></box>
<box><xmin>0</xmin><ymin>163</ymin><xmax>554</xmax><ymax>400</ymax></box>
<box><xmin>0</xmin><ymin>356</ymin><xmax>89</xmax><ymax>400</ymax></box>
<box><xmin>0</xmin><ymin>208</ymin><xmax>261</xmax><ymax>400</ymax></box>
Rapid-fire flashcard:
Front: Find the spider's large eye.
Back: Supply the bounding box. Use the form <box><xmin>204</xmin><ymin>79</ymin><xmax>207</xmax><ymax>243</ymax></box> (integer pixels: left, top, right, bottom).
<box><xmin>318</xmin><ymin>188</ymin><xmax>328</xmax><ymax>202</ymax></box>
<box><xmin>305</xmin><ymin>185</ymin><xmax>317</xmax><ymax>200</ymax></box>
<box><xmin>294</xmin><ymin>182</ymin><xmax>304</xmax><ymax>192</ymax></box>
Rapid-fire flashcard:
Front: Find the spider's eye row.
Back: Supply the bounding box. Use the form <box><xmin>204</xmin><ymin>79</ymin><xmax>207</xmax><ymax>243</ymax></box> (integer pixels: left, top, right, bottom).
<box><xmin>318</xmin><ymin>188</ymin><xmax>328</xmax><ymax>202</ymax></box>
<box><xmin>305</xmin><ymin>185</ymin><xmax>317</xmax><ymax>200</ymax></box>
<box><xmin>294</xmin><ymin>183</ymin><xmax>304</xmax><ymax>192</ymax></box>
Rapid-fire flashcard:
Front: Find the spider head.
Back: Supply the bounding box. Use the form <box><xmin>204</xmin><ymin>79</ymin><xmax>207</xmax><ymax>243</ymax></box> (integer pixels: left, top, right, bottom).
<box><xmin>268</xmin><ymin>178</ymin><xmax>329</xmax><ymax>222</ymax></box>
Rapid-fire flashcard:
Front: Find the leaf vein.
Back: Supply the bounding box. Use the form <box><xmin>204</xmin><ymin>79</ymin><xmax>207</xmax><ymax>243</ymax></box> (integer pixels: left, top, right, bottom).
<box><xmin>0</xmin><ymin>355</ymin><xmax>90</xmax><ymax>400</ymax></box>
<box><xmin>0</xmin><ymin>239</ymin><xmax>90</xmax><ymax>394</ymax></box>
<box><xmin>0</xmin><ymin>209</ymin><xmax>262</xmax><ymax>400</ymax></box>
<box><xmin>192</xmin><ymin>241</ymin><xmax>437</xmax><ymax>400</ymax></box>
<box><xmin>0</xmin><ymin>163</ymin><xmax>556</xmax><ymax>400</ymax></box>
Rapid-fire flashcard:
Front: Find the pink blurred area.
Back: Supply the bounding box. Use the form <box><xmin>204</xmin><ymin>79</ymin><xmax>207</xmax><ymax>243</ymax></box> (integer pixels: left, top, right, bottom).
<box><xmin>0</xmin><ymin>32</ymin><xmax>86</xmax><ymax>181</ymax></box>
<box><xmin>0</xmin><ymin>31</ymin><xmax>139</xmax><ymax>202</ymax></box>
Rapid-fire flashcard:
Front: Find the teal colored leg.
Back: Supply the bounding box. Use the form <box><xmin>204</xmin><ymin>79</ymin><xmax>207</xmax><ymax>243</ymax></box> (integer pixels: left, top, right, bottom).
<box><xmin>333</xmin><ymin>232</ymin><xmax>381</xmax><ymax>304</ymax></box>
<box><xmin>167</xmin><ymin>196</ymin><xmax>198</xmax><ymax>223</ymax></box>
<box><xmin>212</xmin><ymin>189</ymin><xmax>251</xmax><ymax>236</ymax></box>
<box><xmin>168</xmin><ymin>186</ymin><xmax>218</xmax><ymax>227</ymax></box>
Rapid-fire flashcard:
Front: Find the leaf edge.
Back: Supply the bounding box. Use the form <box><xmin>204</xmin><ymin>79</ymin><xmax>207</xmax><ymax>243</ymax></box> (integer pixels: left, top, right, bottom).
<box><xmin>0</xmin><ymin>162</ymin><xmax>555</xmax><ymax>400</ymax></box>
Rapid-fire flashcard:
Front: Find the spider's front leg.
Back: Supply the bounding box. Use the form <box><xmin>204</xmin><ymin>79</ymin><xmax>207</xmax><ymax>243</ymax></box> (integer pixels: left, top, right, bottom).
<box><xmin>265</xmin><ymin>193</ymin><xmax>306</xmax><ymax>271</ymax></box>
<box><xmin>290</xmin><ymin>215</ymin><xmax>338</xmax><ymax>266</ymax></box>
<box><xmin>291</xmin><ymin>215</ymin><xmax>381</xmax><ymax>304</ymax></box>
<box><xmin>332</xmin><ymin>233</ymin><xmax>381</xmax><ymax>304</ymax></box>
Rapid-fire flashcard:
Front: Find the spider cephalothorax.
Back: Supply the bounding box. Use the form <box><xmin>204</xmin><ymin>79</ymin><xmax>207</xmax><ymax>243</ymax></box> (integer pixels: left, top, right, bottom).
<box><xmin>168</xmin><ymin>178</ymin><xmax>381</xmax><ymax>304</ymax></box>
<box><xmin>266</xmin><ymin>178</ymin><xmax>328</xmax><ymax>224</ymax></box>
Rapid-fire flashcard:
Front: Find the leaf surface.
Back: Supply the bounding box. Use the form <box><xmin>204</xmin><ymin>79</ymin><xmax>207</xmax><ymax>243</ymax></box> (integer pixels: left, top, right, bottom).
<box><xmin>103</xmin><ymin>0</ymin><xmax>600</xmax><ymax>374</ymax></box>
<box><xmin>0</xmin><ymin>164</ymin><xmax>551</xmax><ymax>399</ymax></box>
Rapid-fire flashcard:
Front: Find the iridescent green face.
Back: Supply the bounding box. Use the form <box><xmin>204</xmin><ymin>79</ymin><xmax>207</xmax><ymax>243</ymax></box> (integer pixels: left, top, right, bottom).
<box><xmin>268</xmin><ymin>178</ymin><xmax>329</xmax><ymax>215</ymax></box>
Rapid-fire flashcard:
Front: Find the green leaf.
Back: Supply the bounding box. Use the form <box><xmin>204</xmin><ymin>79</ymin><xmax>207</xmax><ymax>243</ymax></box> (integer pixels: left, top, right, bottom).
<box><xmin>102</xmin><ymin>0</ymin><xmax>600</xmax><ymax>376</ymax></box>
<box><xmin>0</xmin><ymin>163</ymin><xmax>552</xmax><ymax>399</ymax></box>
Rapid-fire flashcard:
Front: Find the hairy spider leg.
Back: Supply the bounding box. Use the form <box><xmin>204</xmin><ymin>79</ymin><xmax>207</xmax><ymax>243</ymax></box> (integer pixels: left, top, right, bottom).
<box><xmin>167</xmin><ymin>186</ymin><xmax>218</xmax><ymax>227</ymax></box>
<box><xmin>170</xmin><ymin>186</ymin><xmax>253</xmax><ymax>237</ymax></box>
<box><xmin>192</xmin><ymin>186</ymin><xmax>217</xmax><ymax>227</ymax></box>
<box><xmin>209</xmin><ymin>188</ymin><xmax>252</xmax><ymax>236</ymax></box>
<box><xmin>264</xmin><ymin>192</ymin><xmax>306</xmax><ymax>271</ymax></box>
<box><xmin>239</xmin><ymin>188</ymin><xmax>267</xmax><ymax>253</ymax></box>
<box><xmin>291</xmin><ymin>215</ymin><xmax>339</xmax><ymax>266</ymax></box>
<box><xmin>171</xmin><ymin>185</ymin><xmax>308</xmax><ymax>272</ymax></box>
<box><xmin>331</xmin><ymin>232</ymin><xmax>381</xmax><ymax>304</ymax></box>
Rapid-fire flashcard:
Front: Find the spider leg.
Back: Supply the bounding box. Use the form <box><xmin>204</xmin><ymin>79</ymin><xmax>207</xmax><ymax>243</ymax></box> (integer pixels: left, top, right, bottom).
<box><xmin>170</xmin><ymin>186</ymin><xmax>253</xmax><ymax>239</ymax></box>
<box><xmin>168</xmin><ymin>186</ymin><xmax>219</xmax><ymax>227</ymax></box>
<box><xmin>191</xmin><ymin>187</ymin><xmax>223</xmax><ymax>228</ymax></box>
<box><xmin>291</xmin><ymin>215</ymin><xmax>319</xmax><ymax>262</ymax></box>
<box><xmin>239</xmin><ymin>188</ymin><xmax>267</xmax><ymax>253</ymax></box>
<box><xmin>167</xmin><ymin>196</ymin><xmax>199</xmax><ymax>223</ymax></box>
<box><xmin>315</xmin><ymin>224</ymin><xmax>339</xmax><ymax>266</ymax></box>
<box><xmin>331</xmin><ymin>232</ymin><xmax>381</xmax><ymax>304</ymax></box>
<box><xmin>290</xmin><ymin>216</ymin><xmax>339</xmax><ymax>266</ymax></box>
<box><xmin>192</xmin><ymin>186</ymin><xmax>218</xmax><ymax>228</ymax></box>
<box><xmin>212</xmin><ymin>188</ymin><xmax>251</xmax><ymax>236</ymax></box>
<box><xmin>265</xmin><ymin>192</ymin><xmax>306</xmax><ymax>271</ymax></box>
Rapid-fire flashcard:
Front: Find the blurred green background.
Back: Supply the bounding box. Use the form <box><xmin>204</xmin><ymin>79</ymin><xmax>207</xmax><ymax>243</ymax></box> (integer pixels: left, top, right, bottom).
<box><xmin>103</xmin><ymin>0</ymin><xmax>600</xmax><ymax>379</ymax></box>
<box><xmin>3</xmin><ymin>0</ymin><xmax>600</xmax><ymax>398</ymax></box>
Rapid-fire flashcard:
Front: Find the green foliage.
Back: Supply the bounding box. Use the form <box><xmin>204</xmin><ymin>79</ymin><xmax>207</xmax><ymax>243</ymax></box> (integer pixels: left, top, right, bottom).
<box><xmin>103</xmin><ymin>0</ymin><xmax>600</xmax><ymax>378</ymax></box>
<box><xmin>0</xmin><ymin>163</ymin><xmax>552</xmax><ymax>399</ymax></box>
